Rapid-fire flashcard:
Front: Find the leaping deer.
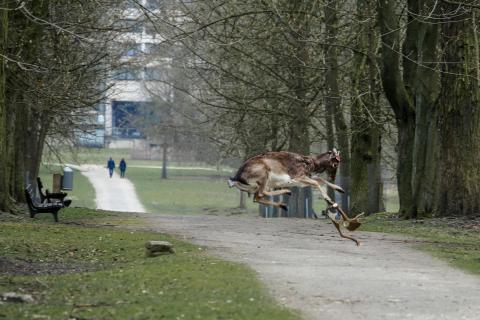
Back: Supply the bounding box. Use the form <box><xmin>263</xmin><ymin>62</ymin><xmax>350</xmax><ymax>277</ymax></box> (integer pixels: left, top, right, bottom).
<box><xmin>228</xmin><ymin>149</ymin><xmax>364</xmax><ymax>245</ymax></box>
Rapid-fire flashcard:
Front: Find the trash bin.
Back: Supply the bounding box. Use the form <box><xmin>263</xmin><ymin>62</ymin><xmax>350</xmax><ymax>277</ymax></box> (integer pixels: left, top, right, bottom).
<box><xmin>61</xmin><ymin>167</ymin><xmax>74</xmax><ymax>190</ymax></box>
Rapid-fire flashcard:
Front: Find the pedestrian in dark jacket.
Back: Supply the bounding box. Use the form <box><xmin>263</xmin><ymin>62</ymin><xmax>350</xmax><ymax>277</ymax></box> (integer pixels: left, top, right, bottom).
<box><xmin>119</xmin><ymin>158</ymin><xmax>127</xmax><ymax>178</ymax></box>
<box><xmin>107</xmin><ymin>157</ymin><xmax>115</xmax><ymax>178</ymax></box>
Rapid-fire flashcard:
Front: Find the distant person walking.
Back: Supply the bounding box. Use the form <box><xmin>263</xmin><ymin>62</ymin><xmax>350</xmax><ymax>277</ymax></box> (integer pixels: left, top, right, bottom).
<box><xmin>119</xmin><ymin>158</ymin><xmax>127</xmax><ymax>178</ymax></box>
<box><xmin>107</xmin><ymin>157</ymin><xmax>115</xmax><ymax>178</ymax></box>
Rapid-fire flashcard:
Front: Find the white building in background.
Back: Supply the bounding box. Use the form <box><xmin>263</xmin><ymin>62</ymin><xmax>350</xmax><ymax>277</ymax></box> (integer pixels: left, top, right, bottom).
<box><xmin>104</xmin><ymin>0</ymin><xmax>168</xmax><ymax>149</ymax></box>
<box><xmin>76</xmin><ymin>0</ymin><xmax>169</xmax><ymax>148</ymax></box>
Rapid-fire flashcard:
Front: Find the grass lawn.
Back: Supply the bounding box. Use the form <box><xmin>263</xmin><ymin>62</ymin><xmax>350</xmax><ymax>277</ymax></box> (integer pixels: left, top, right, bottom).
<box><xmin>361</xmin><ymin>212</ymin><xmax>480</xmax><ymax>275</ymax></box>
<box><xmin>125</xmin><ymin>167</ymin><xmax>258</xmax><ymax>215</ymax></box>
<box><xmin>39</xmin><ymin>165</ymin><xmax>96</xmax><ymax>209</ymax></box>
<box><xmin>0</xmin><ymin>209</ymin><xmax>300</xmax><ymax>320</ymax></box>
<box><xmin>42</xmin><ymin>147</ymin><xmax>233</xmax><ymax>171</ymax></box>
<box><xmin>43</xmin><ymin>147</ymin><xmax>131</xmax><ymax>166</ymax></box>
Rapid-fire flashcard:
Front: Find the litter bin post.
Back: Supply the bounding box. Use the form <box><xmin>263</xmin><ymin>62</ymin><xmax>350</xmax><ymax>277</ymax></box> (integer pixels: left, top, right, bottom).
<box><xmin>61</xmin><ymin>167</ymin><xmax>74</xmax><ymax>190</ymax></box>
<box><xmin>52</xmin><ymin>174</ymin><xmax>62</xmax><ymax>193</ymax></box>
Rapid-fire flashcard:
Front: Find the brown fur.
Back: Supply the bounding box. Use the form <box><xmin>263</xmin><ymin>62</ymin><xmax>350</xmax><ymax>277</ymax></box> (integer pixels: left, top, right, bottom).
<box><xmin>231</xmin><ymin>150</ymin><xmax>338</xmax><ymax>185</ymax></box>
<box><xmin>229</xmin><ymin>149</ymin><xmax>363</xmax><ymax>246</ymax></box>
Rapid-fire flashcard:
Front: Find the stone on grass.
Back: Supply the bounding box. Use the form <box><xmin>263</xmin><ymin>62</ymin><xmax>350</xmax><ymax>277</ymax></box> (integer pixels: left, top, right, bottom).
<box><xmin>1</xmin><ymin>292</ymin><xmax>34</xmax><ymax>303</ymax></box>
<box><xmin>145</xmin><ymin>241</ymin><xmax>175</xmax><ymax>257</ymax></box>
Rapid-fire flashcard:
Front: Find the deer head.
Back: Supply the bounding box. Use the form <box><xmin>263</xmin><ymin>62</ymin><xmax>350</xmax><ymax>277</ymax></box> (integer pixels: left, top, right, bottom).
<box><xmin>314</xmin><ymin>148</ymin><xmax>341</xmax><ymax>181</ymax></box>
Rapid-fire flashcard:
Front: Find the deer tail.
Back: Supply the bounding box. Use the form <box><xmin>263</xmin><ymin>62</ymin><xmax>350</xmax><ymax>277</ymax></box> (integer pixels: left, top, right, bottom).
<box><xmin>228</xmin><ymin>178</ymin><xmax>237</xmax><ymax>188</ymax></box>
<box><xmin>229</xmin><ymin>175</ymin><xmax>249</xmax><ymax>186</ymax></box>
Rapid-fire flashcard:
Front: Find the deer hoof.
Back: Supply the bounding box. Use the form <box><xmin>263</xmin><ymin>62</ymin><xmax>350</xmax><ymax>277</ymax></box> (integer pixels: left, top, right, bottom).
<box><xmin>286</xmin><ymin>190</ymin><xmax>292</xmax><ymax>196</ymax></box>
<box><xmin>280</xmin><ymin>204</ymin><xmax>289</xmax><ymax>212</ymax></box>
<box><xmin>337</xmin><ymin>187</ymin><xmax>345</xmax><ymax>193</ymax></box>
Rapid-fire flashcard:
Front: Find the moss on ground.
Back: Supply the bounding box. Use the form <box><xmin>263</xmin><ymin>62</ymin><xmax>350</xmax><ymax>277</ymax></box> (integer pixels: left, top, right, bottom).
<box><xmin>361</xmin><ymin>212</ymin><xmax>480</xmax><ymax>275</ymax></box>
<box><xmin>0</xmin><ymin>208</ymin><xmax>299</xmax><ymax>320</ymax></box>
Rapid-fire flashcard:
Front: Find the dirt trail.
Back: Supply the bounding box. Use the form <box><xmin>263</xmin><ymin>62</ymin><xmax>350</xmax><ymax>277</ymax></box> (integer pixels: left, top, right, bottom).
<box><xmin>143</xmin><ymin>214</ymin><xmax>480</xmax><ymax>320</ymax></box>
<box><xmin>80</xmin><ymin>165</ymin><xmax>146</xmax><ymax>213</ymax></box>
<box><xmin>82</xmin><ymin>170</ymin><xmax>480</xmax><ymax>320</ymax></box>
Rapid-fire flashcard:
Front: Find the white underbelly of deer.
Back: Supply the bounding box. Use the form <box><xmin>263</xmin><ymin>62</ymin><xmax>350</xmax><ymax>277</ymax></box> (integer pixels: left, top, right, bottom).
<box><xmin>269</xmin><ymin>173</ymin><xmax>307</xmax><ymax>188</ymax></box>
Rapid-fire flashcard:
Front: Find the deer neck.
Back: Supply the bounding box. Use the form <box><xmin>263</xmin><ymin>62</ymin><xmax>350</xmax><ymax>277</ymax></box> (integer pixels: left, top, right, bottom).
<box><xmin>301</xmin><ymin>156</ymin><xmax>316</xmax><ymax>175</ymax></box>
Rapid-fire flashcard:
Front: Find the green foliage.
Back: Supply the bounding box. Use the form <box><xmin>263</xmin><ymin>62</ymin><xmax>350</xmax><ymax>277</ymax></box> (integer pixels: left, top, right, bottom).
<box><xmin>362</xmin><ymin>212</ymin><xmax>480</xmax><ymax>275</ymax></box>
<box><xmin>0</xmin><ymin>210</ymin><xmax>299</xmax><ymax>320</ymax></box>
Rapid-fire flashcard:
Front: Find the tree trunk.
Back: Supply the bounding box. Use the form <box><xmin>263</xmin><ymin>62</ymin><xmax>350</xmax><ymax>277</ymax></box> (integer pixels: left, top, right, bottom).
<box><xmin>403</xmin><ymin>0</ymin><xmax>440</xmax><ymax>217</ymax></box>
<box><xmin>378</xmin><ymin>0</ymin><xmax>416</xmax><ymax>218</ymax></box>
<box><xmin>5</xmin><ymin>0</ymin><xmax>49</xmax><ymax>205</ymax></box>
<box><xmin>325</xmin><ymin>1</ymin><xmax>350</xmax><ymax>211</ymax></box>
<box><xmin>0</xmin><ymin>0</ymin><xmax>8</xmax><ymax>211</ymax></box>
<box><xmin>395</xmin><ymin>118</ymin><xmax>416</xmax><ymax>217</ymax></box>
<box><xmin>324</xmin><ymin>96</ymin><xmax>336</xmax><ymax>202</ymax></box>
<box><xmin>437</xmin><ymin>5</ymin><xmax>480</xmax><ymax>216</ymax></box>
<box><xmin>284</xmin><ymin>1</ymin><xmax>313</xmax><ymax>218</ymax></box>
<box><xmin>10</xmin><ymin>99</ymin><xmax>26</xmax><ymax>198</ymax></box>
<box><xmin>350</xmin><ymin>0</ymin><xmax>383</xmax><ymax>215</ymax></box>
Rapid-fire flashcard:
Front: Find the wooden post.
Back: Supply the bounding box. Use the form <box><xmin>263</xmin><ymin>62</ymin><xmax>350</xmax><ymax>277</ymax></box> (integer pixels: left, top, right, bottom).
<box><xmin>272</xmin><ymin>195</ymin><xmax>280</xmax><ymax>217</ymax></box>
<box><xmin>258</xmin><ymin>198</ymin><xmax>269</xmax><ymax>218</ymax></box>
<box><xmin>305</xmin><ymin>187</ymin><xmax>313</xmax><ymax>218</ymax></box>
<box><xmin>239</xmin><ymin>191</ymin><xmax>246</xmax><ymax>209</ymax></box>
<box><xmin>161</xmin><ymin>143</ymin><xmax>168</xmax><ymax>179</ymax></box>
<box><xmin>52</xmin><ymin>174</ymin><xmax>62</xmax><ymax>193</ymax></box>
<box><xmin>259</xmin><ymin>188</ymin><xmax>313</xmax><ymax>218</ymax></box>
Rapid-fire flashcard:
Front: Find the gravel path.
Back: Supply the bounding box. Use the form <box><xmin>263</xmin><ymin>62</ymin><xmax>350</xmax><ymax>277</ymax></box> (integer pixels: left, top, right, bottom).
<box><xmin>83</xmin><ymin>169</ymin><xmax>480</xmax><ymax>320</ymax></box>
<box><xmin>144</xmin><ymin>214</ymin><xmax>480</xmax><ymax>320</ymax></box>
<box><xmin>80</xmin><ymin>165</ymin><xmax>146</xmax><ymax>213</ymax></box>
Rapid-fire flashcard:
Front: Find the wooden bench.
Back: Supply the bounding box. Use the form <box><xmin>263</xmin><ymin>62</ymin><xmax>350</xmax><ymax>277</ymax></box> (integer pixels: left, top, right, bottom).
<box><xmin>25</xmin><ymin>184</ymin><xmax>63</xmax><ymax>222</ymax></box>
<box><xmin>36</xmin><ymin>177</ymin><xmax>71</xmax><ymax>207</ymax></box>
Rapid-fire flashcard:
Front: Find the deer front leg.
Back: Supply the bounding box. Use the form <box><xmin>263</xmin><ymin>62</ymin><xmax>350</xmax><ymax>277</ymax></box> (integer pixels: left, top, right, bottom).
<box><xmin>296</xmin><ymin>176</ymin><xmax>363</xmax><ymax>233</ymax></box>
<box><xmin>312</xmin><ymin>176</ymin><xmax>345</xmax><ymax>193</ymax></box>
<box><xmin>329</xmin><ymin>217</ymin><xmax>361</xmax><ymax>246</ymax></box>
<box><xmin>335</xmin><ymin>205</ymin><xmax>364</xmax><ymax>231</ymax></box>
<box><xmin>294</xmin><ymin>176</ymin><xmax>335</xmax><ymax>204</ymax></box>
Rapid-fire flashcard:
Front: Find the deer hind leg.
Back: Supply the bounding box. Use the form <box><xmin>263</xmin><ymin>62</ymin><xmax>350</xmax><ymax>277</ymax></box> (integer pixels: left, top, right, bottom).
<box><xmin>254</xmin><ymin>194</ymin><xmax>289</xmax><ymax>211</ymax></box>
<box><xmin>263</xmin><ymin>189</ymin><xmax>291</xmax><ymax>196</ymax></box>
<box><xmin>253</xmin><ymin>176</ymin><xmax>290</xmax><ymax>211</ymax></box>
<box><xmin>254</xmin><ymin>177</ymin><xmax>288</xmax><ymax>211</ymax></box>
